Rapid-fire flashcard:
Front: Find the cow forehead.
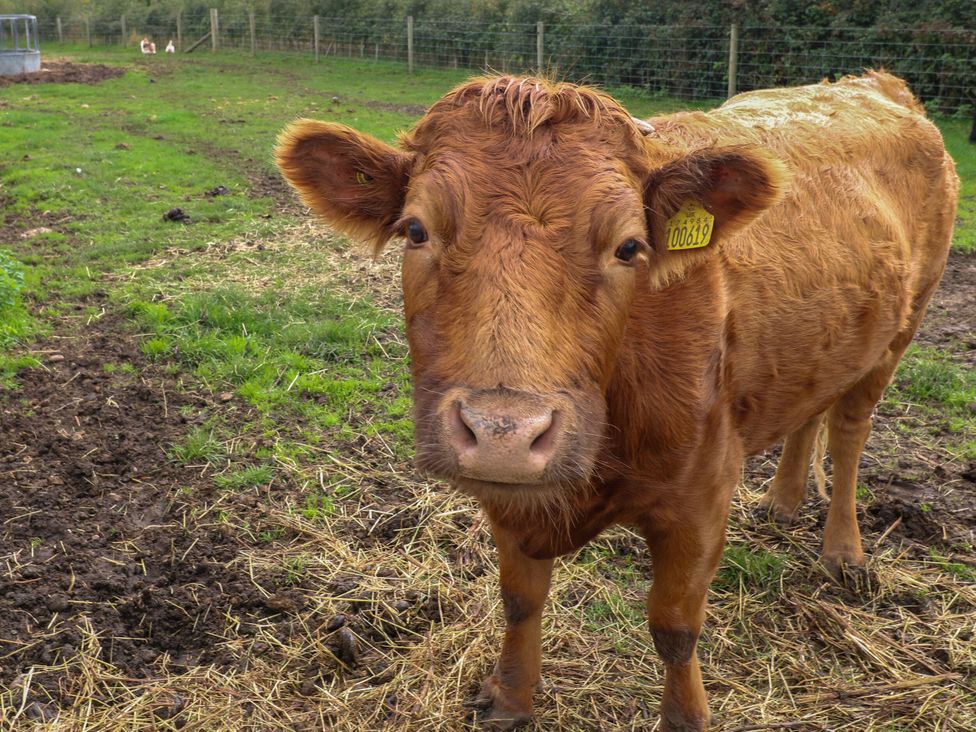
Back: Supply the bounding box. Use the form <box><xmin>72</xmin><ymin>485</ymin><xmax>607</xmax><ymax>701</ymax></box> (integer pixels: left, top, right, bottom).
<box><xmin>402</xmin><ymin>76</ymin><xmax>650</xmax><ymax>165</ymax></box>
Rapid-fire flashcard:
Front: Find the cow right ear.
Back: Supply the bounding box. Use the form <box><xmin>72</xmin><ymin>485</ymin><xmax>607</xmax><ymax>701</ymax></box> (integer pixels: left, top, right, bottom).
<box><xmin>275</xmin><ymin>120</ymin><xmax>413</xmax><ymax>252</ymax></box>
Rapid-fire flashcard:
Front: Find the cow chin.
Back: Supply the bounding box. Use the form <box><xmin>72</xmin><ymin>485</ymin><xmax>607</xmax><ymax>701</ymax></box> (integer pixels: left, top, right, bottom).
<box><xmin>451</xmin><ymin>475</ymin><xmax>596</xmax><ymax>522</ymax></box>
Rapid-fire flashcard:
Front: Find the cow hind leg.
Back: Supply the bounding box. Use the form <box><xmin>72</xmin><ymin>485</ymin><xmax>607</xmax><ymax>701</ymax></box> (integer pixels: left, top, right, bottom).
<box><xmin>821</xmin><ymin>347</ymin><xmax>909</xmax><ymax>576</ymax></box>
<box><xmin>758</xmin><ymin>412</ymin><xmax>824</xmax><ymax>523</ymax></box>
<box><xmin>820</xmin><ymin>259</ymin><xmax>946</xmax><ymax>577</ymax></box>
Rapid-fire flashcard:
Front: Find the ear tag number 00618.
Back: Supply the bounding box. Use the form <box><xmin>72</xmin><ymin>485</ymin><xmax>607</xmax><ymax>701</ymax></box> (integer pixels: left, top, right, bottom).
<box><xmin>666</xmin><ymin>201</ymin><xmax>714</xmax><ymax>251</ymax></box>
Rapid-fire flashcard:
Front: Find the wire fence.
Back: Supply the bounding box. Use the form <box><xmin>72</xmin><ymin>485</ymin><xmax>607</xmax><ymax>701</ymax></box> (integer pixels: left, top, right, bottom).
<box><xmin>34</xmin><ymin>13</ymin><xmax>976</xmax><ymax>113</ymax></box>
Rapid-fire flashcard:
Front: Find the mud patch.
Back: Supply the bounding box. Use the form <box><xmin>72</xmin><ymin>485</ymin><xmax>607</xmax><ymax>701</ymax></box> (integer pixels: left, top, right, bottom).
<box><xmin>0</xmin><ymin>59</ymin><xmax>125</xmax><ymax>87</ymax></box>
<box><xmin>0</xmin><ymin>314</ymin><xmax>296</xmax><ymax>700</ymax></box>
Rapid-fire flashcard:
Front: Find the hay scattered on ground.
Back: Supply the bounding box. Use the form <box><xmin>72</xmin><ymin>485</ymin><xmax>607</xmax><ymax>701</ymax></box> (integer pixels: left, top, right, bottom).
<box><xmin>9</xmin><ymin>230</ymin><xmax>975</xmax><ymax>731</ymax></box>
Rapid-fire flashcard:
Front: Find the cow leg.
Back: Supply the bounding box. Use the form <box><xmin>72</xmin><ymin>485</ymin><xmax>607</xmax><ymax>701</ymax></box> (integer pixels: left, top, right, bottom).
<box><xmin>758</xmin><ymin>412</ymin><xmax>823</xmax><ymax>523</ymax></box>
<box><xmin>821</xmin><ymin>365</ymin><xmax>894</xmax><ymax>575</ymax></box>
<box><xmin>821</xmin><ymin>353</ymin><xmax>907</xmax><ymax>575</ymax></box>
<box><xmin>471</xmin><ymin>520</ymin><xmax>554</xmax><ymax>730</ymax></box>
<box><xmin>644</xmin><ymin>518</ymin><xmax>728</xmax><ymax>732</ymax></box>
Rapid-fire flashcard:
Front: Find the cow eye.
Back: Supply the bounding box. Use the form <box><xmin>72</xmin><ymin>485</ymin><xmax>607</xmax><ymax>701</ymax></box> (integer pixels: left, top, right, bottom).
<box><xmin>406</xmin><ymin>220</ymin><xmax>429</xmax><ymax>246</ymax></box>
<box><xmin>614</xmin><ymin>239</ymin><xmax>641</xmax><ymax>263</ymax></box>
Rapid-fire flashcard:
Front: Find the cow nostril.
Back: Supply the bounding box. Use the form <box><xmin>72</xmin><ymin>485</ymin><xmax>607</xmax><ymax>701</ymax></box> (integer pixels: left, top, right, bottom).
<box><xmin>450</xmin><ymin>400</ymin><xmax>478</xmax><ymax>448</ymax></box>
<box><xmin>530</xmin><ymin>410</ymin><xmax>560</xmax><ymax>456</ymax></box>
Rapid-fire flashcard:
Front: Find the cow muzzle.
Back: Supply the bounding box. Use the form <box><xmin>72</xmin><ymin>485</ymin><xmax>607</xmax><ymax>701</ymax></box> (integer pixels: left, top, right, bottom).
<box><xmin>439</xmin><ymin>388</ymin><xmax>570</xmax><ymax>485</ymax></box>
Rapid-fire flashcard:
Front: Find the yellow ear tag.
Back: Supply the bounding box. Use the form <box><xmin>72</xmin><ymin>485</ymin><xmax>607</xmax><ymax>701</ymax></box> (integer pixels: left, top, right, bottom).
<box><xmin>355</xmin><ymin>170</ymin><xmax>372</xmax><ymax>185</ymax></box>
<box><xmin>665</xmin><ymin>201</ymin><xmax>714</xmax><ymax>251</ymax></box>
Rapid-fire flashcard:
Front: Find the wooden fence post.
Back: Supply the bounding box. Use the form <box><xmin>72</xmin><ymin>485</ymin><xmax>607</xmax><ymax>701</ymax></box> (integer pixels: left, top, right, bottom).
<box><xmin>176</xmin><ymin>11</ymin><xmax>183</xmax><ymax>51</ymax></box>
<box><xmin>249</xmin><ymin>12</ymin><xmax>256</xmax><ymax>56</ymax></box>
<box><xmin>727</xmin><ymin>23</ymin><xmax>739</xmax><ymax>98</ymax></box>
<box><xmin>85</xmin><ymin>15</ymin><xmax>91</xmax><ymax>47</ymax></box>
<box><xmin>56</xmin><ymin>17</ymin><xmax>62</xmax><ymax>44</ymax></box>
<box><xmin>407</xmin><ymin>15</ymin><xmax>414</xmax><ymax>73</ymax></box>
<box><xmin>536</xmin><ymin>21</ymin><xmax>543</xmax><ymax>70</ymax></box>
<box><xmin>314</xmin><ymin>15</ymin><xmax>320</xmax><ymax>62</ymax></box>
<box><xmin>120</xmin><ymin>15</ymin><xmax>126</xmax><ymax>45</ymax></box>
<box><xmin>210</xmin><ymin>8</ymin><xmax>218</xmax><ymax>52</ymax></box>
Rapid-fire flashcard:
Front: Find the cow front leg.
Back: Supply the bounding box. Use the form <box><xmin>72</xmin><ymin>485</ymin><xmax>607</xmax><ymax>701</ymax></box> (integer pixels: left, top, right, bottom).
<box><xmin>471</xmin><ymin>519</ymin><xmax>554</xmax><ymax>730</ymax></box>
<box><xmin>643</xmin><ymin>521</ymin><xmax>727</xmax><ymax>732</ymax></box>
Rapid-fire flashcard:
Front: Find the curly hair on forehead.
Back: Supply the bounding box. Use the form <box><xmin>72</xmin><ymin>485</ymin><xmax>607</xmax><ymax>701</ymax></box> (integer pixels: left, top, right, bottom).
<box><xmin>401</xmin><ymin>75</ymin><xmax>649</xmax><ymax>155</ymax></box>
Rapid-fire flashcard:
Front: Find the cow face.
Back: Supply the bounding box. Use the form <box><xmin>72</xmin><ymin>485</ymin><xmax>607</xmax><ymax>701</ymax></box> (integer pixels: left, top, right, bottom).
<box><xmin>277</xmin><ymin>77</ymin><xmax>783</xmax><ymax>511</ymax></box>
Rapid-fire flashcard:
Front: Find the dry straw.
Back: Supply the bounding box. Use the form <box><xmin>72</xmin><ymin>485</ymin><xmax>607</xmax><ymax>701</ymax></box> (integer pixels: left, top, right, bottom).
<box><xmin>9</xmin><ymin>230</ymin><xmax>973</xmax><ymax>731</ymax></box>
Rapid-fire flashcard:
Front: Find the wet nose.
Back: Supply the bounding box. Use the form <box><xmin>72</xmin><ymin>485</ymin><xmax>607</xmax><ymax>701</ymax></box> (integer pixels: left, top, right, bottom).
<box><xmin>444</xmin><ymin>397</ymin><xmax>561</xmax><ymax>483</ymax></box>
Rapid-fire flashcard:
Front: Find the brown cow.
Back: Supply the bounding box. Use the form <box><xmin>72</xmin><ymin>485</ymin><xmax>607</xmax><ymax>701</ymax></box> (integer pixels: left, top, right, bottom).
<box><xmin>276</xmin><ymin>72</ymin><xmax>958</xmax><ymax>731</ymax></box>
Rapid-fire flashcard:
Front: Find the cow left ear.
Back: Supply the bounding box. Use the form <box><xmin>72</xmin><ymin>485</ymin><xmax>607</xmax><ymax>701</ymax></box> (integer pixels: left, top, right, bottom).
<box><xmin>642</xmin><ymin>148</ymin><xmax>788</xmax><ymax>278</ymax></box>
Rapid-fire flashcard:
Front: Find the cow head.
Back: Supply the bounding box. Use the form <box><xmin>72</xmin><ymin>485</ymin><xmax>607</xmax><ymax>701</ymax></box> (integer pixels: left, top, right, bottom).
<box><xmin>277</xmin><ymin>77</ymin><xmax>785</xmax><ymax>512</ymax></box>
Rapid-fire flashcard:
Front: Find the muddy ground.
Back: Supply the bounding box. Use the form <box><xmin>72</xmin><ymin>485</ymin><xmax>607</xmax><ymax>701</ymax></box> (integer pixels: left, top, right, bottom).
<box><xmin>0</xmin><ymin>314</ymin><xmax>310</xmax><ymax>704</ymax></box>
<box><xmin>0</xmin><ymin>60</ymin><xmax>125</xmax><ymax>88</ymax></box>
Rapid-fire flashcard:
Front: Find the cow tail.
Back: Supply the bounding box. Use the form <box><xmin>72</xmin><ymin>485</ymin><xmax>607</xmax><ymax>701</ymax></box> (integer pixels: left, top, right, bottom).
<box><xmin>812</xmin><ymin>419</ymin><xmax>829</xmax><ymax>500</ymax></box>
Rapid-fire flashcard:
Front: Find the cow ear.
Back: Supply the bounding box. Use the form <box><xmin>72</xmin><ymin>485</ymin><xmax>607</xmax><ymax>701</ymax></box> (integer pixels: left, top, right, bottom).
<box><xmin>642</xmin><ymin>148</ymin><xmax>787</xmax><ymax>285</ymax></box>
<box><xmin>276</xmin><ymin>120</ymin><xmax>413</xmax><ymax>252</ymax></box>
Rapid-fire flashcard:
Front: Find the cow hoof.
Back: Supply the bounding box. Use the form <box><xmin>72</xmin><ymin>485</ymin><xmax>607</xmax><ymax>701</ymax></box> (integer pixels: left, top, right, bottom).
<box><xmin>821</xmin><ymin>549</ymin><xmax>866</xmax><ymax>581</ymax></box>
<box><xmin>754</xmin><ymin>501</ymin><xmax>797</xmax><ymax>527</ymax></box>
<box><xmin>660</xmin><ymin>705</ymin><xmax>709</xmax><ymax>732</ymax></box>
<box><xmin>465</xmin><ymin>677</ymin><xmax>533</xmax><ymax>730</ymax></box>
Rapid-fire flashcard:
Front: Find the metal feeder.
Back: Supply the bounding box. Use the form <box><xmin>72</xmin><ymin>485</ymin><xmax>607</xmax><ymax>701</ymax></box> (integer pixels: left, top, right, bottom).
<box><xmin>0</xmin><ymin>14</ymin><xmax>40</xmax><ymax>76</ymax></box>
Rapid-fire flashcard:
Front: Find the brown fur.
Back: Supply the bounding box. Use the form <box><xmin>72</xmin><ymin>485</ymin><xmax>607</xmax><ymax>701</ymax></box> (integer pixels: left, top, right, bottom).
<box><xmin>276</xmin><ymin>72</ymin><xmax>958</xmax><ymax>731</ymax></box>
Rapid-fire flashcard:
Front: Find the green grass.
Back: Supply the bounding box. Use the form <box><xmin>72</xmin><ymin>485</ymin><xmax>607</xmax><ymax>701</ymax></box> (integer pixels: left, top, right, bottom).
<box><xmin>938</xmin><ymin>114</ymin><xmax>976</xmax><ymax>254</ymax></box>
<box><xmin>169</xmin><ymin>424</ymin><xmax>224</xmax><ymax>464</ymax></box>
<box><xmin>584</xmin><ymin>593</ymin><xmax>646</xmax><ymax>633</ymax></box>
<box><xmin>714</xmin><ymin>544</ymin><xmax>786</xmax><ymax>593</ymax></box>
<box><xmin>0</xmin><ymin>249</ymin><xmax>43</xmax><ymax>384</ymax></box>
<box><xmin>299</xmin><ymin>491</ymin><xmax>336</xmax><ymax>522</ymax></box>
<box><xmin>214</xmin><ymin>464</ymin><xmax>274</xmax><ymax>491</ymax></box>
<box><xmin>890</xmin><ymin>344</ymin><xmax>976</xmax><ymax>413</ymax></box>
<box><xmin>124</xmin><ymin>285</ymin><xmax>412</xmax><ymax>451</ymax></box>
<box><xmin>929</xmin><ymin>549</ymin><xmax>976</xmax><ymax>582</ymax></box>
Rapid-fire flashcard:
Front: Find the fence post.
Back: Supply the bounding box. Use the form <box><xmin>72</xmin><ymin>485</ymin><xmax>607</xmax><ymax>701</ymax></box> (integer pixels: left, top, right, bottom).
<box><xmin>120</xmin><ymin>15</ymin><xmax>126</xmax><ymax>45</ymax></box>
<box><xmin>536</xmin><ymin>21</ymin><xmax>543</xmax><ymax>71</ymax></box>
<box><xmin>727</xmin><ymin>23</ymin><xmax>739</xmax><ymax>98</ymax></box>
<box><xmin>314</xmin><ymin>15</ymin><xmax>320</xmax><ymax>62</ymax></box>
<box><xmin>407</xmin><ymin>16</ymin><xmax>414</xmax><ymax>73</ymax></box>
<box><xmin>249</xmin><ymin>12</ymin><xmax>256</xmax><ymax>56</ymax></box>
<box><xmin>56</xmin><ymin>16</ymin><xmax>62</xmax><ymax>44</ymax></box>
<box><xmin>176</xmin><ymin>11</ymin><xmax>182</xmax><ymax>51</ymax></box>
<box><xmin>210</xmin><ymin>8</ymin><xmax>219</xmax><ymax>52</ymax></box>
<box><xmin>85</xmin><ymin>15</ymin><xmax>91</xmax><ymax>47</ymax></box>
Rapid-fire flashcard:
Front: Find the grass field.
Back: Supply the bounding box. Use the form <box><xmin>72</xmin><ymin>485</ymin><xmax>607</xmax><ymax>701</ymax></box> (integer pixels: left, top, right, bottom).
<box><xmin>1</xmin><ymin>49</ymin><xmax>974</xmax><ymax>730</ymax></box>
